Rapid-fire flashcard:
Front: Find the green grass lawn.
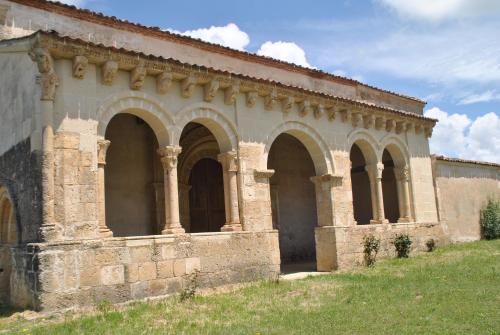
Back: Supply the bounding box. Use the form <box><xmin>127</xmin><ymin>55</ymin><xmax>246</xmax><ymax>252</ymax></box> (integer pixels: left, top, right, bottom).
<box><xmin>1</xmin><ymin>240</ymin><xmax>499</xmax><ymax>334</ymax></box>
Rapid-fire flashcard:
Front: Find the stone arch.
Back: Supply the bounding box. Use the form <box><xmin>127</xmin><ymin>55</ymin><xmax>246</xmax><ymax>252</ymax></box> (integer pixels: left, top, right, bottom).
<box><xmin>178</xmin><ymin>140</ymin><xmax>220</xmax><ymax>185</ymax></box>
<box><xmin>347</xmin><ymin>129</ymin><xmax>379</xmax><ymax>165</ymax></box>
<box><xmin>97</xmin><ymin>92</ymin><xmax>173</xmax><ymax>146</ymax></box>
<box><xmin>264</xmin><ymin>121</ymin><xmax>334</xmax><ymax>175</ymax></box>
<box><xmin>174</xmin><ymin>103</ymin><xmax>238</xmax><ymax>153</ymax></box>
<box><xmin>0</xmin><ymin>185</ymin><xmax>18</xmax><ymax>244</ymax></box>
<box><xmin>379</xmin><ymin>134</ymin><xmax>409</xmax><ymax>168</ymax></box>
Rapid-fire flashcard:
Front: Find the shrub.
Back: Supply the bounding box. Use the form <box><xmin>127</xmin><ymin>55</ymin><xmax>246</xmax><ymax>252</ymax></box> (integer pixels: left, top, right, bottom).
<box><xmin>180</xmin><ymin>270</ymin><xmax>199</xmax><ymax>301</ymax></box>
<box><xmin>480</xmin><ymin>200</ymin><xmax>500</xmax><ymax>240</ymax></box>
<box><xmin>393</xmin><ymin>234</ymin><xmax>412</xmax><ymax>258</ymax></box>
<box><xmin>363</xmin><ymin>235</ymin><xmax>381</xmax><ymax>267</ymax></box>
<box><xmin>426</xmin><ymin>238</ymin><xmax>436</xmax><ymax>252</ymax></box>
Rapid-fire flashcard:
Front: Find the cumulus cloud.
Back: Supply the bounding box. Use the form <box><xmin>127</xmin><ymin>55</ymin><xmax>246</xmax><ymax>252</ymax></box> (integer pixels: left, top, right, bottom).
<box><xmin>424</xmin><ymin>107</ymin><xmax>500</xmax><ymax>162</ymax></box>
<box><xmin>257</xmin><ymin>41</ymin><xmax>313</xmax><ymax>68</ymax></box>
<box><xmin>49</xmin><ymin>0</ymin><xmax>87</xmax><ymax>6</ymax></box>
<box><xmin>458</xmin><ymin>90</ymin><xmax>500</xmax><ymax>105</ymax></box>
<box><xmin>377</xmin><ymin>0</ymin><xmax>500</xmax><ymax>22</ymax></box>
<box><xmin>169</xmin><ymin>23</ymin><xmax>250</xmax><ymax>51</ymax></box>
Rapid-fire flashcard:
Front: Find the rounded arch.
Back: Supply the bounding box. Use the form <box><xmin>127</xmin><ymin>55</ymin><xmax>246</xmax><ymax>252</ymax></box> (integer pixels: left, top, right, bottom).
<box><xmin>0</xmin><ymin>185</ymin><xmax>17</xmax><ymax>244</ymax></box>
<box><xmin>174</xmin><ymin>103</ymin><xmax>238</xmax><ymax>153</ymax></box>
<box><xmin>347</xmin><ymin>129</ymin><xmax>379</xmax><ymax>165</ymax></box>
<box><xmin>97</xmin><ymin>93</ymin><xmax>173</xmax><ymax>146</ymax></box>
<box><xmin>264</xmin><ymin>121</ymin><xmax>334</xmax><ymax>175</ymax></box>
<box><xmin>178</xmin><ymin>140</ymin><xmax>220</xmax><ymax>185</ymax></box>
<box><xmin>379</xmin><ymin>135</ymin><xmax>409</xmax><ymax>167</ymax></box>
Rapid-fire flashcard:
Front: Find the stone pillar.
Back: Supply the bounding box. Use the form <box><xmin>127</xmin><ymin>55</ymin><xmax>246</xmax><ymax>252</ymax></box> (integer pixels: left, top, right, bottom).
<box><xmin>158</xmin><ymin>146</ymin><xmax>185</xmax><ymax>235</ymax></box>
<box><xmin>366</xmin><ymin>163</ymin><xmax>388</xmax><ymax>224</ymax></box>
<box><xmin>254</xmin><ymin>169</ymin><xmax>275</xmax><ymax>230</ymax></box>
<box><xmin>310</xmin><ymin>174</ymin><xmax>342</xmax><ymax>227</ymax></box>
<box><xmin>218</xmin><ymin>151</ymin><xmax>242</xmax><ymax>231</ymax></box>
<box><xmin>97</xmin><ymin>139</ymin><xmax>113</xmax><ymax>237</ymax></box>
<box><xmin>395</xmin><ymin>166</ymin><xmax>412</xmax><ymax>223</ymax></box>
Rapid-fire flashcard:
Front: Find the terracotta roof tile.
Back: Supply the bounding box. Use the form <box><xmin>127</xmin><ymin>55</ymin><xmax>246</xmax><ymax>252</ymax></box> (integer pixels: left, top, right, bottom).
<box><xmin>433</xmin><ymin>155</ymin><xmax>500</xmax><ymax>168</ymax></box>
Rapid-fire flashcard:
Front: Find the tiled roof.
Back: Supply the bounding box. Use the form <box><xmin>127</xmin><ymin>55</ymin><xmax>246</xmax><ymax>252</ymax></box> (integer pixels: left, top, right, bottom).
<box><xmin>433</xmin><ymin>155</ymin><xmax>500</xmax><ymax>168</ymax></box>
<box><xmin>8</xmin><ymin>0</ymin><xmax>426</xmax><ymax>105</ymax></box>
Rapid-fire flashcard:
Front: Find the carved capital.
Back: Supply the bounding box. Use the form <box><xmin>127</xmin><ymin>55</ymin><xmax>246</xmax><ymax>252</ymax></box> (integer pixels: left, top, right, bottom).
<box><xmin>366</xmin><ymin>163</ymin><xmax>384</xmax><ymax>180</ymax></box>
<box><xmin>224</xmin><ymin>81</ymin><xmax>239</xmax><ymax>105</ymax></box>
<box><xmin>314</xmin><ymin>104</ymin><xmax>324</xmax><ymax>119</ymax></box>
<box><xmin>30</xmin><ymin>46</ymin><xmax>59</xmax><ymax>101</ymax></box>
<box><xmin>157</xmin><ymin>70</ymin><xmax>173</xmax><ymax>94</ymax></box>
<box><xmin>395</xmin><ymin>166</ymin><xmax>410</xmax><ymax>181</ymax></box>
<box><xmin>130</xmin><ymin>61</ymin><xmax>147</xmax><ymax>90</ymax></box>
<box><xmin>204</xmin><ymin>79</ymin><xmax>220</xmax><ymax>102</ymax></box>
<box><xmin>29</xmin><ymin>47</ymin><xmax>53</xmax><ymax>74</ymax></box>
<box><xmin>246</xmin><ymin>91</ymin><xmax>258</xmax><ymax>107</ymax></box>
<box><xmin>73</xmin><ymin>55</ymin><xmax>88</xmax><ymax>79</ymax></box>
<box><xmin>158</xmin><ymin>145</ymin><xmax>182</xmax><ymax>171</ymax></box>
<box><xmin>254</xmin><ymin>169</ymin><xmax>275</xmax><ymax>180</ymax></box>
<box><xmin>97</xmin><ymin>140</ymin><xmax>111</xmax><ymax>166</ymax></box>
<box><xmin>181</xmin><ymin>75</ymin><xmax>196</xmax><ymax>98</ymax></box>
<box><xmin>218</xmin><ymin>151</ymin><xmax>238</xmax><ymax>172</ymax></box>
<box><xmin>102</xmin><ymin>61</ymin><xmax>118</xmax><ymax>86</ymax></box>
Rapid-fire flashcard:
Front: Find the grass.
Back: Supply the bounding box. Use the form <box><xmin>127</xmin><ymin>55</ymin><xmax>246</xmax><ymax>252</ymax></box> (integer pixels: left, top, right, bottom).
<box><xmin>1</xmin><ymin>240</ymin><xmax>499</xmax><ymax>334</ymax></box>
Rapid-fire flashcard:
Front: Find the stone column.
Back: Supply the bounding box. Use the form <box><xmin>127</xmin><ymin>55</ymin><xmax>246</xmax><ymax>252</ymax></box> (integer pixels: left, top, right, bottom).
<box><xmin>366</xmin><ymin>163</ymin><xmax>388</xmax><ymax>224</ymax></box>
<box><xmin>97</xmin><ymin>139</ymin><xmax>113</xmax><ymax>237</ymax></box>
<box><xmin>254</xmin><ymin>169</ymin><xmax>275</xmax><ymax>230</ymax></box>
<box><xmin>395</xmin><ymin>166</ymin><xmax>412</xmax><ymax>223</ymax></box>
<box><xmin>178</xmin><ymin>182</ymin><xmax>192</xmax><ymax>232</ymax></box>
<box><xmin>158</xmin><ymin>146</ymin><xmax>185</xmax><ymax>235</ymax></box>
<box><xmin>218</xmin><ymin>151</ymin><xmax>242</xmax><ymax>231</ymax></box>
<box><xmin>152</xmin><ymin>182</ymin><xmax>165</xmax><ymax>234</ymax></box>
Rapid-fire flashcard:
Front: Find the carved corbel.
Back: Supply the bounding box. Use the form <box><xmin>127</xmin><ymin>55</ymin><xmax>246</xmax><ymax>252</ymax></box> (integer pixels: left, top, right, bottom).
<box><xmin>386</xmin><ymin>119</ymin><xmax>396</xmax><ymax>132</ymax></box>
<box><xmin>351</xmin><ymin>112</ymin><xmax>362</xmax><ymax>127</ymax></box>
<box><xmin>298</xmin><ymin>100</ymin><xmax>311</xmax><ymax>117</ymax></box>
<box><xmin>245</xmin><ymin>91</ymin><xmax>257</xmax><ymax>108</ymax></box>
<box><xmin>314</xmin><ymin>104</ymin><xmax>324</xmax><ymax>119</ymax></box>
<box><xmin>102</xmin><ymin>60</ymin><xmax>118</xmax><ymax>86</ymax></box>
<box><xmin>224</xmin><ymin>81</ymin><xmax>239</xmax><ymax>105</ymax></box>
<box><xmin>395</xmin><ymin>121</ymin><xmax>405</xmax><ymax>134</ymax></box>
<box><xmin>281</xmin><ymin>96</ymin><xmax>294</xmax><ymax>113</ymax></box>
<box><xmin>375</xmin><ymin>116</ymin><xmax>386</xmax><ymax>130</ymax></box>
<box><xmin>264</xmin><ymin>89</ymin><xmax>278</xmax><ymax>111</ymax></box>
<box><xmin>157</xmin><ymin>70</ymin><xmax>173</xmax><ymax>94</ymax></box>
<box><xmin>414</xmin><ymin>123</ymin><xmax>423</xmax><ymax>135</ymax></box>
<box><xmin>424</xmin><ymin>126</ymin><xmax>433</xmax><ymax>138</ymax></box>
<box><xmin>29</xmin><ymin>47</ymin><xmax>59</xmax><ymax>101</ymax></box>
<box><xmin>130</xmin><ymin>61</ymin><xmax>147</xmax><ymax>90</ymax></box>
<box><xmin>363</xmin><ymin>114</ymin><xmax>375</xmax><ymax>129</ymax></box>
<box><xmin>326</xmin><ymin>106</ymin><xmax>336</xmax><ymax>121</ymax></box>
<box><xmin>181</xmin><ymin>75</ymin><xmax>197</xmax><ymax>98</ymax></box>
<box><xmin>405</xmin><ymin>122</ymin><xmax>414</xmax><ymax>132</ymax></box>
<box><xmin>340</xmin><ymin>109</ymin><xmax>351</xmax><ymax>123</ymax></box>
<box><xmin>72</xmin><ymin>55</ymin><xmax>88</xmax><ymax>79</ymax></box>
<box><xmin>204</xmin><ymin>78</ymin><xmax>220</xmax><ymax>102</ymax></box>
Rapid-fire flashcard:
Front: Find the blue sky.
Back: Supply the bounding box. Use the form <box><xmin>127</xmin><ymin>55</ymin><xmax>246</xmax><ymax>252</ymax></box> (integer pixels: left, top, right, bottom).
<box><xmin>61</xmin><ymin>0</ymin><xmax>499</xmax><ymax>162</ymax></box>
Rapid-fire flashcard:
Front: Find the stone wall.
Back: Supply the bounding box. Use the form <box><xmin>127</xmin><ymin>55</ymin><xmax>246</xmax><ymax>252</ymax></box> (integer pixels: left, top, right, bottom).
<box><xmin>31</xmin><ymin>230</ymin><xmax>279</xmax><ymax>311</ymax></box>
<box><xmin>433</xmin><ymin>158</ymin><xmax>500</xmax><ymax>242</ymax></box>
<box><xmin>316</xmin><ymin>222</ymin><xmax>446</xmax><ymax>270</ymax></box>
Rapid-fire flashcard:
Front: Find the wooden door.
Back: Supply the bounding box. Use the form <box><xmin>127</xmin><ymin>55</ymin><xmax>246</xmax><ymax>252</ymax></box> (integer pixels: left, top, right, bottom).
<box><xmin>189</xmin><ymin>158</ymin><xmax>226</xmax><ymax>233</ymax></box>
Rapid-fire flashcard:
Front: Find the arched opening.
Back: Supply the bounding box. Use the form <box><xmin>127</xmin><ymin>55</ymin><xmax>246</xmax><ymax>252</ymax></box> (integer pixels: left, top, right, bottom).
<box><xmin>0</xmin><ymin>190</ymin><xmax>17</xmax><ymax>304</ymax></box>
<box><xmin>104</xmin><ymin>113</ymin><xmax>163</xmax><ymax>236</ymax></box>
<box><xmin>350</xmin><ymin>143</ymin><xmax>373</xmax><ymax>225</ymax></box>
<box><xmin>382</xmin><ymin>149</ymin><xmax>400</xmax><ymax>223</ymax></box>
<box><xmin>268</xmin><ymin>133</ymin><xmax>317</xmax><ymax>272</ymax></box>
<box><xmin>178</xmin><ymin>122</ymin><xmax>226</xmax><ymax>233</ymax></box>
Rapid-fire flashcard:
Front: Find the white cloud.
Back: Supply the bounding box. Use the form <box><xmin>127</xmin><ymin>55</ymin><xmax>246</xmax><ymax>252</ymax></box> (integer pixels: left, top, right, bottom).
<box><xmin>458</xmin><ymin>90</ymin><xmax>500</xmax><ymax>105</ymax></box>
<box><xmin>378</xmin><ymin>0</ymin><xmax>500</xmax><ymax>22</ymax></box>
<box><xmin>257</xmin><ymin>41</ymin><xmax>313</xmax><ymax>68</ymax></box>
<box><xmin>169</xmin><ymin>23</ymin><xmax>249</xmax><ymax>51</ymax></box>
<box><xmin>424</xmin><ymin>107</ymin><xmax>500</xmax><ymax>162</ymax></box>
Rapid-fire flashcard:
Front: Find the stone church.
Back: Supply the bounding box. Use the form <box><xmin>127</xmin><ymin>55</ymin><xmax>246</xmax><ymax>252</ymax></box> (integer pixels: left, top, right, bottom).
<box><xmin>0</xmin><ymin>0</ymin><xmax>498</xmax><ymax>311</ymax></box>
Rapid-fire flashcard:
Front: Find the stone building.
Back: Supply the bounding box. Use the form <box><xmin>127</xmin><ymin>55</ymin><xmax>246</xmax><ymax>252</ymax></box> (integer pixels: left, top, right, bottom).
<box><xmin>0</xmin><ymin>0</ymin><xmax>498</xmax><ymax>311</ymax></box>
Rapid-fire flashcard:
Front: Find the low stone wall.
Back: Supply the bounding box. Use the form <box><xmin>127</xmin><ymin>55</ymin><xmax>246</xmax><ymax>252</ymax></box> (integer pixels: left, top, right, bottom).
<box><xmin>316</xmin><ymin>222</ymin><xmax>445</xmax><ymax>270</ymax></box>
<box><xmin>31</xmin><ymin>230</ymin><xmax>279</xmax><ymax>311</ymax></box>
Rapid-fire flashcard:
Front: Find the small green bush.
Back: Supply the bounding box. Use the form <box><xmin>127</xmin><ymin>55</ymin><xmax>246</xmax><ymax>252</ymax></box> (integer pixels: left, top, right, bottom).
<box><xmin>426</xmin><ymin>238</ymin><xmax>436</xmax><ymax>252</ymax></box>
<box><xmin>363</xmin><ymin>235</ymin><xmax>381</xmax><ymax>267</ymax></box>
<box><xmin>392</xmin><ymin>234</ymin><xmax>412</xmax><ymax>258</ymax></box>
<box><xmin>480</xmin><ymin>200</ymin><xmax>500</xmax><ymax>240</ymax></box>
<box><xmin>180</xmin><ymin>270</ymin><xmax>199</xmax><ymax>301</ymax></box>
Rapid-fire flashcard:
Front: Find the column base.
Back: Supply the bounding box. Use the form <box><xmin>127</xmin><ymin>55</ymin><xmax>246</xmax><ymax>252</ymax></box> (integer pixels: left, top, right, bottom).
<box><xmin>221</xmin><ymin>223</ymin><xmax>242</xmax><ymax>232</ymax></box>
<box><xmin>370</xmin><ymin>219</ymin><xmax>389</xmax><ymax>224</ymax></box>
<box><xmin>99</xmin><ymin>228</ymin><xmax>113</xmax><ymax>238</ymax></box>
<box><xmin>397</xmin><ymin>217</ymin><xmax>412</xmax><ymax>223</ymax></box>
<box><xmin>161</xmin><ymin>227</ymin><xmax>185</xmax><ymax>235</ymax></box>
<box><xmin>39</xmin><ymin>223</ymin><xmax>63</xmax><ymax>242</ymax></box>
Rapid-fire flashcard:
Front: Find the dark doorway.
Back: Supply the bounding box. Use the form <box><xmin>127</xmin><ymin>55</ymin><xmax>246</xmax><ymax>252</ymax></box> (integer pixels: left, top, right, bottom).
<box><xmin>382</xmin><ymin>149</ymin><xmax>400</xmax><ymax>223</ymax></box>
<box><xmin>350</xmin><ymin>143</ymin><xmax>373</xmax><ymax>225</ymax></box>
<box><xmin>188</xmin><ymin>158</ymin><xmax>226</xmax><ymax>233</ymax></box>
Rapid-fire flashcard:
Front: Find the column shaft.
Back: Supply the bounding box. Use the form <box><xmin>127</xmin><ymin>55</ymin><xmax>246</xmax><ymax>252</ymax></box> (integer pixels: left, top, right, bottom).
<box><xmin>97</xmin><ymin>139</ymin><xmax>113</xmax><ymax>237</ymax></box>
<box><xmin>159</xmin><ymin>146</ymin><xmax>185</xmax><ymax>234</ymax></box>
<box><xmin>218</xmin><ymin>151</ymin><xmax>242</xmax><ymax>231</ymax></box>
<box><xmin>396</xmin><ymin>166</ymin><xmax>412</xmax><ymax>222</ymax></box>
